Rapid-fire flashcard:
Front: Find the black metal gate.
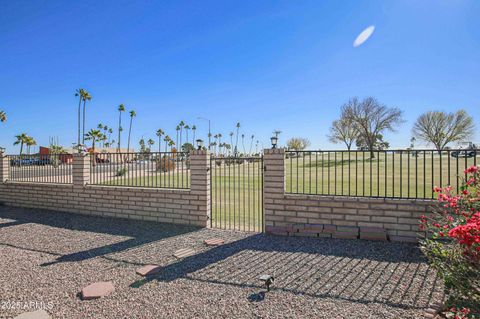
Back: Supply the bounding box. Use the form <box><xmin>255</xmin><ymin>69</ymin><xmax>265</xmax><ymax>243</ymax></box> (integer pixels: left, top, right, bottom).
<box><xmin>210</xmin><ymin>155</ymin><xmax>264</xmax><ymax>232</ymax></box>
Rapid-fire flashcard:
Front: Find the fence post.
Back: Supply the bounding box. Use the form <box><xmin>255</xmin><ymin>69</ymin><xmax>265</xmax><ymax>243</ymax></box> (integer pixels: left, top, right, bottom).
<box><xmin>190</xmin><ymin>150</ymin><xmax>211</xmax><ymax>227</ymax></box>
<box><xmin>0</xmin><ymin>153</ymin><xmax>8</xmax><ymax>183</ymax></box>
<box><xmin>263</xmin><ymin>148</ymin><xmax>286</xmax><ymax>227</ymax></box>
<box><xmin>73</xmin><ymin>153</ymin><xmax>90</xmax><ymax>187</ymax></box>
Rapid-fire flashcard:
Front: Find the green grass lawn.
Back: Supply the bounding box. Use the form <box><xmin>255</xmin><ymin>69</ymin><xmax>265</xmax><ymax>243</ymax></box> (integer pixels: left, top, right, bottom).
<box><xmin>285</xmin><ymin>152</ymin><xmax>479</xmax><ymax>199</ymax></box>
<box><xmin>97</xmin><ymin>170</ymin><xmax>190</xmax><ymax>189</ymax></box>
<box><xmin>92</xmin><ymin>152</ymin><xmax>478</xmax><ymax>231</ymax></box>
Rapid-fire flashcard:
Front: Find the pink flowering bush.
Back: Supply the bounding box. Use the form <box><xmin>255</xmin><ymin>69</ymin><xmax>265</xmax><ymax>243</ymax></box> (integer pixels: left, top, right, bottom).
<box><xmin>446</xmin><ymin>307</ymin><xmax>476</xmax><ymax>319</ymax></box>
<box><xmin>420</xmin><ymin>165</ymin><xmax>480</xmax><ymax>316</ymax></box>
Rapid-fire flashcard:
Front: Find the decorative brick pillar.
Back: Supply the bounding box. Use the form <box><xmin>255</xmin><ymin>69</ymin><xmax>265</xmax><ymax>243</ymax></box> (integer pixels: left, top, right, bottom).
<box><xmin>0</xmin><ymin>153</ymin><xmax>8</xmax><ymax>183</ymax></box>
<box><xmin>263</xmin><ymin>148</ymin><xmax>286</xmax><ymax>227</ymax></box>
<box><xmin>73</xmin><ymin>153</ymin><xmax>90</xmax><ymax>187</ymax></box>
<box><xmin>189</xmin><ymin>150</ymin><xmax>211</xmax><ymax>227</ymax></box>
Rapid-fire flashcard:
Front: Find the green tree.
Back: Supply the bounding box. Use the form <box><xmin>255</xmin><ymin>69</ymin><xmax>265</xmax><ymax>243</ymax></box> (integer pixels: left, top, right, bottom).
<box><xmin>108</xmin><ymin>128</ymin><xmax>113</xmax><ymax>146</ymax></box>
<box><xmin>175</xmin><ymin>125</ymin><xmax>180</xmax><ymax>149</ymax></box>
<box><xmin>14</xmin><ymin>133</ymin><xmax>30</xmax><ymax>155</ymax></box>
<box><xmin>182</xmin><ymin>142</ymin><xmax>194</xmax><ymax>153</ymax></box>
<box><xmin>356</xmin><ymin>133</ymin><xmax>389</xmax><ymax>151</ymax></box>
<box><xmin>287</xmin><ymin>137</ymin><xmax>311</xmax><ymax>151</ymax></box>
<box><xmin>234</xmin><ymin>122</ymin><xmax>241</xmax><ymax>155</ymax></box>
<box><xmin>81</xmin><ymin>90</ymin><xmax>92</xmax><ymax>145</ymax></box>
<box><xmin>241</xmin><ymin>134</ymin><xmax>246</xmax><ymax>154</ymax></box>
<box><xmin>191</xmin><ymin>125</ymin><xmax>197</xmax><ymax>144</ymax></box>
<box><xmin>127</xmin><ymin>110</ymin><xmax>136</xmax><ymax>152</ymax></box>
<box><xmin>249</xmin><ymin>135</ymin><xmax>255</xmax><ymax>155</ymax></box>
<box><xmin>412</xmin><ymin>110</ymin><xmax>475</xmax><ymax>151</ymax></box>
<box><xmin>163</xmin><ymin>135</ymin><xmax>171</xmax><ymax>152</ymax></box>
<box><xmin>179</xmin><ymin>121</ymin><xmax>185</xmax><ymax>148</ymax></box>
<box><xmin>156</xmin><ymin>129</ymin><xmax>164</xmax><ymax>152</ymax></box>
<box><xmin>328</xmin><ymin>118</ymin><xmax>358</xmax><ymax>150</ymax></box>
<box><xmin>84</xmin><ymin>129</ymin><xmax>104</xmax><ymax>151</ymax></box>
<box><xmin>25</xmin><ymin>136</ymin><xmax>37</xmax><ymax>154</ymax></box>
<box><xmin>184</xmin><ymin>125</ymin><xmax>190</xmax><ymax>146</ymax></box>
<box><xmin>168</xmin><ymin>139</ymin><xmax>175</xmax><ymax>152</ymax></box>
<box><xmin>117</xmin><ymin>104</ymin><xmax>125</xmax><ymax>151</ymax></box>
<box><xmin>147</xmin><ymin>138</ymin><xmax>155</xmax><ymax>151</ymax></box>
<box><xmin>229</xmin><ymin>132</ymin><xmax>234</xmax><ymax>151</ymax></box>
<box><xmin>74</xmin><ymin>89</ymin><xmax>87</xmax><ymax>148</ymax></box>
<box><xmin>218</xmin><ymin>133</ymin><xmax>222</xmax><ymax>154</ymax></box>
<box><xmin>342</xmin><ymin>97</ymin><xmax>403</xmax><ymax>158</ymax></box>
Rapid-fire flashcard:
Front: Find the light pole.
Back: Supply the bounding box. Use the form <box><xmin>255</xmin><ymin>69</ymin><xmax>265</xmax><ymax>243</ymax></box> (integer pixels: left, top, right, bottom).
<box><xmin>197</xmin><ymin>117</ymin><xmax>211</xmax><ymax>152</ymax></box>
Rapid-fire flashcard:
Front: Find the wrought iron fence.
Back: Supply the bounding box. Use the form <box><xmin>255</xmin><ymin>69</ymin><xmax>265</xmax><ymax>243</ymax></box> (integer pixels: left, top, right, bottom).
<box><xmin>89</xmin><ymin>151</ymin><xmax>190</xmax><ymax>189</ymax></box>
<box><xmin>7</xmin><ymin>154</ymin><xmax>73</xmax><ymax>184</ymax></box>
<box><xmin>285</xmin><ymin>149</ymin><xmax>479</xmax><ymax>199</ymax></box>
<box><xmin>210</xmin><ymin>156</ymin><xmax>264</xmax><ymax>232</ymax></box>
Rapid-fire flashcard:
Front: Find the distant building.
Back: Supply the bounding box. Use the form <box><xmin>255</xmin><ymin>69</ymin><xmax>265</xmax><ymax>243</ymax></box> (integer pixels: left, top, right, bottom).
<box><xmin>39</xmin><ymin>146</ymin><xmax>73</xmax><ymax>164</ymax></box>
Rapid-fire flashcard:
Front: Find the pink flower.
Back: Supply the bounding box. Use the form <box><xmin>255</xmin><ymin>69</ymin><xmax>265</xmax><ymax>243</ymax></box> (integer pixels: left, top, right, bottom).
<box><xmin>464</xmin><ymin>165</ymin><xmax>479</xmax><ymax>174</ymax></box>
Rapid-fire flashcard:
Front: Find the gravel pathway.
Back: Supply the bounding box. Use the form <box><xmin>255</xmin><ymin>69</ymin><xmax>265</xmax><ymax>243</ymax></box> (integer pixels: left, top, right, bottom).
<box><xmin>0</xmin><ymin>206</ymin><xmax>443</xmax><ymax>318</ymax></box>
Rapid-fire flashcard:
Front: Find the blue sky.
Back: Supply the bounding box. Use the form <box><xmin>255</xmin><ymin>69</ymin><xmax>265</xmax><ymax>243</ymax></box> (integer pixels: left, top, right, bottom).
<box><xmin>1</xmin><ymin>0</ymin><xmax>479</xmax><ymax>153</ymax></box>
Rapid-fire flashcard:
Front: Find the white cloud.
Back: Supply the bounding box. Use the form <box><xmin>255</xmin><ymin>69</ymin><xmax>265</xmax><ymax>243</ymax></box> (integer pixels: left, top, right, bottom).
<box><xmin>353</xmin><ymin>25</ymin><xmax>375</xmax><ymax>47</ymax></box>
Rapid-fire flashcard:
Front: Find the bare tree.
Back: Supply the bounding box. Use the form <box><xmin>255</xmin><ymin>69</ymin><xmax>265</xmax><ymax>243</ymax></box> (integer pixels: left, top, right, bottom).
<box><xmin>412</xmin><ymin>110</ymin><xmax>475</xmax><ymax>151</ymax></box>
<box><xmin>327</xmin><ymin>118</ymin><xmax>358</xmax><ymax>150</ymax></box>
<box><xmin>342</xmin><ymin>97</ymin><xmax>403</xmax><ymax>158</ymax></box>
<box><xmin>286</xmin><ymin>137</ymin><xmax>311</xmax><ymax>151</ymax></box>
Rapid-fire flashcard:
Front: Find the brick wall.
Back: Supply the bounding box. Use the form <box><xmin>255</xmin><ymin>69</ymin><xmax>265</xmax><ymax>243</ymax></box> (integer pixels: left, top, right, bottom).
<box><xmin>264</xmin><ymin>148</ymin><xmax>434</xmax><ymax>242</ymax></box>
<box><xmin>0</xmin><ymin>151</ymin><xmax>210</xmax><ymax>227</ymax></box>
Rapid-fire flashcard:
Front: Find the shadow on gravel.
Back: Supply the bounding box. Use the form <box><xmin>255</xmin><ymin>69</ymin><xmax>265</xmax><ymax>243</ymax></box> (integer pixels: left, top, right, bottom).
<box><xmin>131</xmin><ymin>233</ymin><xmax>442</xmax><ymax>311</ymax></box>
<box><xmin>0</xmin><ymin>206</ymin><xmax>199</xmax><ymax>266</ymax></box>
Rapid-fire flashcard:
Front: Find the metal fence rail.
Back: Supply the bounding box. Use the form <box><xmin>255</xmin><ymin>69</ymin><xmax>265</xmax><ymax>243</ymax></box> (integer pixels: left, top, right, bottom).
<box><xmin>90</xmin><ymin>152</ymin><xmax>190</xmax><ymax>189</ymax></box>
<box><xmin>285</xmin><ymin>149</ymin><xmax>479</xmax><ymax>199</ymax></box>
<box><xmin>210</xmin><ymin>156</ymin><xmax>264</xmax><ymax>232</ymax></box>
<box><xmin>7</xmin><ymin>154</ymin><xmax>73</xmax><ymax>184</ymax></box>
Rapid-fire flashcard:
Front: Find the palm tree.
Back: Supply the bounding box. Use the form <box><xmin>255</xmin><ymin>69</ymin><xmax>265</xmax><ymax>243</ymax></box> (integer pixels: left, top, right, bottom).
<box><xmin>207</xmin><ymin>132</ymin><xmax>212</xmax><ymax>152</ymax></box>
<box><xmin>179</xmin><ymin>121</ymin><xmax>185</xmax><ymax>148</ymax></box>
<box><xmin>13</xmin><ymin>133</ymin><xmax>29</xmax><ymax>155</ymax></box>
<box><xmin>26</xmin><ymin>136</ymin><xmax>37</xmax><ymax>154</ymax></box>
<box><xmin>214</xmin><ymin>134</ymin><xmax>220</xmax><ymax>154</ymax></box>
<box><xmin>102</xmin><ymin>125</ymin><xmax>109</xmax><ymax>147</ymax></box>
<box><xmin>175</xmin><ymin>125</ymin><xmax>180</xmax><ymax>149</ymax></box>
<box><xmin>84</xmin><ymin>129</ymin><xmax>104</xmax><ymax>151</ymax></box>
<box><xmin>224</xmin><ymin>143</ymin><xmax>231</xmax><ymax>156</ymax></box>
<box><xmin>0</xmin><ymin>110</ymin><xmax>7</xmax><ymax>122</ymax></box>
<box><xmin>156</xmin><ymin>129</ymin><xmax>164</xmax><ymax>152</ymax></box>
<box><xmin>218</xmin><ymin>133</ymin><xmax>222</xmax><ymax>154</ymax></box>
<box><xmin>249</xmin><ymin>134</ymin><xmax>255</xmax><ymax>155</ymax></box>
<box><xmin>241</xmin><ymin>134</ymin><xmax>246</xmax><ymax>154</ymax></box>
<box><xmin>168</xmin><ymin>140</ymin><xmax>175</xmax><ymax>152</ymax></box>
<box><xmin>184</xmin><ymin>125</ymin><xmax>190</xmax><ymax>145</ymax></box>
<box><xmin>229</xmin><ymin>132</ymin><xmax>234</xmax><ymax>155</ymax></box>
<box><xmin>108</xmin><ymin>128</ymin><xmax>113</xmax><ymax>145</ymax></box>
<box><xmin>81</xmin><ymin>90</ymin><xmax>92</xmax><ymax>145</ymax></box>
<box><xmin>74</xmin><ymin>89</ymin><xmax>86</xmax><ymax>148</ymax></box>
<box><xmin>163</xmin><ymin>135</ymin><xmax>170</xmax><ymax>152</ymax></box>
<box><xmin>117</xmin><ymin>104</ymin><xmax>125</xmax><ymax>151</ymax></box>
<box><xmin>191</xmin><ymin>125</ymin><xmax>197</xmax><ymax>144</ymax></box>
<box><xmin>127</xmin><ymin>110</ymin><xmax>136</xmax><ymax>152</ymax></box>
<box><xmin>147</xmin><ymin>138</ymin><xmax>155</xmax><ymax>151</ymax></box>
<box><xmin>234</xmin><ymin>122</ymin><xmax>241</xmax><ymax>156</ymax></box>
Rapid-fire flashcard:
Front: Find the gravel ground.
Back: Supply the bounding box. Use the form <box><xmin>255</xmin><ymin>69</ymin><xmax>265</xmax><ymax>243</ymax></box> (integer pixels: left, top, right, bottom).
<box><xmin>0</xmin><ymin>206</ymin><xmax>444</xmax><ymax>319</ymax></box>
